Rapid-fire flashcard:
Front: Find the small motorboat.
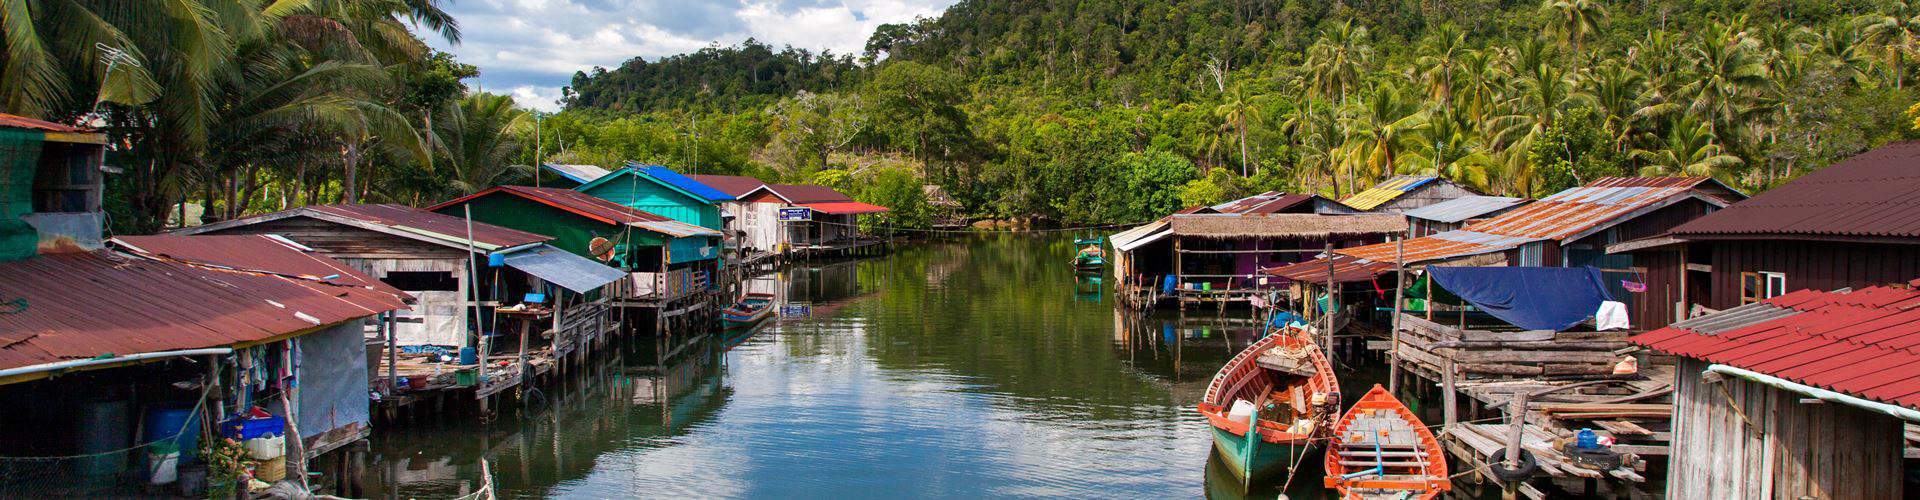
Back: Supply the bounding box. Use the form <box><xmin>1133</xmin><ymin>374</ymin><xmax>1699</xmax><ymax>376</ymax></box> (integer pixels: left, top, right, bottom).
<box><xmin>1323</xmin><ymin>384</ymin><xmax>1450</xmax><ymax>499</ymax></box>
<box><xmin>1073</xmin><ymin>237</ymin><xmax>1105</xmax><ymax>271</ymax></box>
<box><xmin>1197</xmin><ymin>326</ymin><xmax>1340</xmax><ymax>486</ymax></box>
<box><xmin>720</xmin><ymin>293</ymin><xmax>774</xmax><ymax>328</ymax></box>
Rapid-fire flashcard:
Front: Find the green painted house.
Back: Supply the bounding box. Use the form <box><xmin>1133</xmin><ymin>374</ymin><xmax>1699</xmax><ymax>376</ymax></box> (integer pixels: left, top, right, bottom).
<box><xmin>574</xmin><ymin>164</ymin><xmax>733</xmax><ymax>231</ymax></box>
<box><xmin>429</xmin><ymin>185</ymin><xmax>721</xmax><ymax>270</ymax></box>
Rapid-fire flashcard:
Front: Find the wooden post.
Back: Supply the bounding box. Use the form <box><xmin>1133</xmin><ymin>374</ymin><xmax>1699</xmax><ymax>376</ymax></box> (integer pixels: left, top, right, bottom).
<box><xmin>1424</xmin><ymin>272</ymin><xmax>1434</xmax><ymax>320</ymax></box>
<box><xmin>1389</xmin><ymin>237</ymin><xmax>1405</xmax><ymax>393</ymax></box>
<box><xmin>463</xmin><ymin>205</ymin><xmax>488</xmax><ymax>413</ymax></box>
<box><xmin>382</xmin><ymin>312</ymin><xmax>396</xmax><ymax>394</ymax></box>
<box><xmin>1676</xmin><ymin>245</ymin><xmax>1688</xmax><ymax>323</ymax></box>
<box><xmin>1443</xmin><ymin>359</ymin><xmax>1458</xmax><ymax>430</ymax></box>
<box><xmin>1502</xmin><ymin>390</ymin><xmax>1528</xmax><ymax>498</ymax></box>
<box><xmin>1323</xmin><ymin>242</ymin><xmax>1335</xmax><ymax>360</ymax></box>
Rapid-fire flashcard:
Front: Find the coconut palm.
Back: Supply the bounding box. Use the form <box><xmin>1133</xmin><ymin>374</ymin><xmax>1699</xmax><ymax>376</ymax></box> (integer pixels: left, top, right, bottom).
<box><xmin>1857</xmin><ymin>0</ymin><xmax>1920</xmax><ymax>88</ymax></box>
<box><xmin>1339</xmin><ymin>83</ymin><xmax>1427</xmax><ymax>188</ymax></box>
<box><xmin>432</xmin><ymin>92</ymin><xmax>533</xmax><ymax>196</ymax></box>
<box><xmin>1214</xmin><ymin>84</ymin><xmax>1261</xmax><ymax>176</ymax></box>
<box><xmin>1415</xmin><ymin>24</ymin><xmax>1467</xmax><ymax>106</ymax></box>
<box><xmin>1305</xmin><ymin>20</ymin><xmax>1372</xmax><ymax>100</ymax></box>
<box><xmin>1632</xmin><ymin>116</ymin><xmax>1744</xmax><ymax>178</ymax></box>
<box><xmin>1539</xmin><ymin>0</ymin><xmax>1609</xmax><ymax>53</ymax></box>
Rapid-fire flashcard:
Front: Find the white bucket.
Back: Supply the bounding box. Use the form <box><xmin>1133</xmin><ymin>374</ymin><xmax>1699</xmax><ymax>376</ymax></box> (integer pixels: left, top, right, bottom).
<box><xmin>245</xmin><ymin>435</ymin><xmax>285</xmax><ymax>460</ymax></box>
<box><xmin>147</xmin><ymin>451</ymin><xmax>179</xmax><ymax>485</ymax></box>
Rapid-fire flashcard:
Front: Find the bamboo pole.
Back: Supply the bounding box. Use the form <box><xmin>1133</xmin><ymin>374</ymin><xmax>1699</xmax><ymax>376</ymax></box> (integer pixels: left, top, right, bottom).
<box><xmin>1389</xmin><ymin>237</ymin><xmax>1405</xmax><ymax>393</ymax></box>
<box><xmin>1323</xmin><ymin>242</ymin><xmax>1335</xmax><ymax>360</ymax></box>
<box><xmin>463</xmin><ymin>205</ymin><xmax>488</xmax><ymax>414</ymax></box>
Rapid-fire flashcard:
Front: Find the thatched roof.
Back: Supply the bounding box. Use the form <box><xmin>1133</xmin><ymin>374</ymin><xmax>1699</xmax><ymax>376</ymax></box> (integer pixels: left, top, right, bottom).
<box><xmin>1166</xmin><ymin>213</ymin><xmax>1407</xmax><ymax>239</ymax></box>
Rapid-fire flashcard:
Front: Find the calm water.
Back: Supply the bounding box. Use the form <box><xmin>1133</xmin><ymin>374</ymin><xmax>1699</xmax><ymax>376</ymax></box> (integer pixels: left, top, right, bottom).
<box><xmin>358</xmin><ymin>234</ymin><xmax>1392</xmax><ymax>498</ymax></box>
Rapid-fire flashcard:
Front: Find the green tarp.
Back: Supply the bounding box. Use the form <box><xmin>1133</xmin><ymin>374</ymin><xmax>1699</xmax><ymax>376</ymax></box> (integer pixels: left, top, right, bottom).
<box><xmin>0</xmin><ymin>129</ymin><xmax>44</xmax><ymax>261</ymax></box>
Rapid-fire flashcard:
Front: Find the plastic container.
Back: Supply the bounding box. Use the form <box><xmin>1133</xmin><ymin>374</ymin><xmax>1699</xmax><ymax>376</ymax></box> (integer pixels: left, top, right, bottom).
<box><xmin>456</xmin><ymin>369</ymin><xmax>476</xmax><ymax>387</ymax></box>
<box><xmin>147</xmin><ymin>441</ymin><xmax>180</xmax><ymax>485</ymax></box>
<box><xmin>458</xmin><ymin>346</ymin><xmax>478</xmax><ymax>365</ymax></box>
<box><xmin>220</xmin><ymin>415</ymin><xmax>285</xmax><ymax>440</ymax></box>
<box><xmin>245</xmin><ymin>435</ymin><xmax>285</xmax><ymax>460</ymax></box>
<box><xmin>1576</xmin><ymin>428</ymin><xmax>1599</xmax><ymax>449</ymax></box>
<box><xmin>143</xmin><ymin>403</ymin><xmax>201</xmax><ymax>460</ymax></box>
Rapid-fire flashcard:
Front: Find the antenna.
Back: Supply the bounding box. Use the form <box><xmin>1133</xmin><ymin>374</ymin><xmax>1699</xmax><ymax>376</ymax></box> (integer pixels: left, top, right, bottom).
<box><xmin>91</xmin><ymin>43</ymin><xmax>142</xmax><ymax>116</ymax></box>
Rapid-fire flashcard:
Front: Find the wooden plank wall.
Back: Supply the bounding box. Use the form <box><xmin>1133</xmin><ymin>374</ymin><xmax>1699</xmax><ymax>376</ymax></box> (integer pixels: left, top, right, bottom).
<box><xmin>1670</xmin><ymin>358</ymin><xmax>1904</xmax><ymax>499</ymax></box>
<box><xmin>1706</xmin><ymin>240</ymin><xmax>1920</xmax><ymax>310</ymax></box>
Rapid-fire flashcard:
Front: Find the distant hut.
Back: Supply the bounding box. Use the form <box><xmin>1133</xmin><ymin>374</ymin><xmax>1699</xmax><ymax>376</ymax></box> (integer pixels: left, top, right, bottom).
<box><xmin>1612</xmin><ymin>142</ymin><xmax>1920</xmax><ymax>327</ymax></box>
<box><xmin>1402</xmin><ymin>195</ymin><xmax>1528</xmax><ymax>237</ymax></box>
<box><xmin>923</xmin><ymin>184</ymin><xmax>965</xmax><ymax>229</ymax></box>
<box><xmin>735</xmin><ymin>183</ymin><xmax>890</xmax><ymax>256</ymax></box>
<box><xmin>1108</xmin><ymin>212</ymin><xmax>1406</xmax><ymax>309</ymax></box>
<box><xmin>537</xmin><ymin>163</ymin><xmax>611</xmax><ymax>189</ymax></box>
<box><xmin>1181</xmin><ymin>191</ymin><xmax>1357</xmax><ymax>215</ymax></box>
<box><xmin>1338</xmin><ymin>175</ymin><xmax>1480</xmax><ymax>213</ymax></box>
<box><xmin>1632</xmin><ymin>282</ymin><xmax>1917</xmax><ymax>499</ymax></box>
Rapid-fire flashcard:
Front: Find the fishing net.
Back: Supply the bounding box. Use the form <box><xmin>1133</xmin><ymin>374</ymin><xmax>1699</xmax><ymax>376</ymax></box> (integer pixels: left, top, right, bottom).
<box><xmin>0</xmin><ymin>383</ymin><xmax>213</xmax><ymax>497</ymax></box>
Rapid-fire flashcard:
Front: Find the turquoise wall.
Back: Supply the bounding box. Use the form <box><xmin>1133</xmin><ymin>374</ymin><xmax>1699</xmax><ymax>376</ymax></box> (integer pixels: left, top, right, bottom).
<box><xmin>579</xmin><ymin>174</ymin><xmax>723</xmax><ymax>229</ymax></box>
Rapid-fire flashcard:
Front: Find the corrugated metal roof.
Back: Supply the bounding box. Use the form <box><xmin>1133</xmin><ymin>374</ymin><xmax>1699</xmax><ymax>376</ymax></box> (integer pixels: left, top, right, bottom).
<box><xmin>804</xmin><ymin>201</ymin><xmax>890</xmax><ymax>215</ymax></box>
<box><xmin>501</xmin><ymin>244</ymin><xmax>625</xmax><ymax>293</ymax></box>
<box><xmin>0</xmin><ymin>251</ymin><xmax>406</xmax><ymax>371</ymax></box>
<box><xmin>541</xmin><ymin>163</ymin><xmax>611</xmax><ymax>184</ymax></box>
<box><xmin>1205</xmin><ymin>191</ymin><xmax>1320</xmax><ymax>214</ymax></box>
<box><xmin>1110</xmin><ymin>220</ymin><xmax>1172</xmax><ymax>252</ymax></box>
<box><xmin>1339</xmin><ymin>176</ymin><xmax>1439</xmax><ymax>211</ymax></box>
<box><xmin>1671</xmin><ymin>141</ymin><xmax>1920</xmax><ymax>240</ymax></box>
<box><xmin>1404</xmin><ymin>196</ymin><xmax>1530</xmax><ymax>223</ymax></box>
<box><xmin>0</xmin><ymin>113</ymin><xmax>90</xmax><ymax>133</ymax></box>
<box><xmin>1265</xmin><ymin>253</ymin><xmax>1394</xmax><ymax>283</ymax></box>
<box><xmin>177</xmin><ymin>204</ymin><xmax>551</xmax><ymax>252</ymax></box>
<box><xmin>685</xmin><ymin>174</ymin><xmax>768</xmax><ymax>198</ymax></box>
<box><xmin>1632</xmin><ymin>280</ymin><xmax>1920</xmax><ymax>410</ymax></box>
<box><xmin>1336</xmin><ymin>177</ymin><xmax>1731</xmax><ymax>263</ymax></box>
<box><xmin>1166</xmin><ymin>213</ymin><xmax>1407</xmax><ymax>239</ymax></box>
<box><xmin>111</xmin><ymin>234</ymin><xmax>407</xmax><ymax>298</ymax></box>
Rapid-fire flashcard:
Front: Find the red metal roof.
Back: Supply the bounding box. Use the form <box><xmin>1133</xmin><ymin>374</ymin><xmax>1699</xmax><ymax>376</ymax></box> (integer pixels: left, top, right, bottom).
<box><xmin>0</xmin><ymin>113</ymin><xmax>90</xmax><ymax>133</ymax></box>
<box><xmin>1336</xmin><ymin>177</ymin><xmax>1735</xmax><ymax>263</ymax></box>
<box><xmin>1632</xmin><ymin>280</ymin><xmax>1920</xmax><ymax>410</ymax></box>
<box><xmin>684</xmin><ymin>174</ymin><xmax>768</xmax><ymax>198</ymax></box>
<box><xmin>0</xmin><ymin>251</ymin><xmax>406</xmax><ymax>371</ymax></box>
<box><xmin>1205</xmin><ymin>192</ymin><xmax>1321</xmax><ymax>214</ymax></box>
<box><xmin>307</xmin><ymin>204</ymin><xmax>550</xmax><ymax>249</ymax></box>
<box><xmin>429</xmin><ymin>185</ymin><xmax>673</xmax><ymax>226</ymax></box>
<box><xmin>1671</xmin><ymin>141</ymin><xmax>1920</xmax><ymax>241</ymax></box>
<box><xmin>803</xmin><ymin>201</ymin><xmax>890</xmax><ymax>215</ymax></box>
<box><xmin>111</xmin><ymin>234</ymin><xmax>408</xmax><ymax>298</ymax></box>
<box><xmin>765</xmin><ymin>184</ymin><xmax>854</xmax><ymax>204</ymax></box>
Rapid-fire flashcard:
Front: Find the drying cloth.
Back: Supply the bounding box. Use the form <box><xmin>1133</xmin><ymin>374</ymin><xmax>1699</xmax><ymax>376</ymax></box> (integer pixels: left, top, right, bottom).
<box><xmin>1594</xmin><ymin>301</ymin><xmax>1630</xmax><ymax>331</ymax></box>
<box><xmin>1426</xmin><ymin>266</ymin><xmax>1614</xmax><ymax>331</ymax></box>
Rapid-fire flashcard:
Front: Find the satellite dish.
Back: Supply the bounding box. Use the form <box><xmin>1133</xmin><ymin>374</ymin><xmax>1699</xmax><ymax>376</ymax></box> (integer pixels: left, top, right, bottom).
<box><xmin>588</xmin><ymin>237</ymin><xmax>616</xmax><ymax>261</ymax></box>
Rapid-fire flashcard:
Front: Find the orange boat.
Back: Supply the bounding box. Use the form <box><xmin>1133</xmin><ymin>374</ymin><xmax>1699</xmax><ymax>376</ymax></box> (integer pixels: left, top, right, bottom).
<box><xmin>1197</xmin><ymin>327</ymin><xmax>1339</xmax><ymax>486</ymax></box>
<box><xmin>1323</xmin><ymin>384</ymin><xmax>1450</xmax><ymax>499</ymax></box>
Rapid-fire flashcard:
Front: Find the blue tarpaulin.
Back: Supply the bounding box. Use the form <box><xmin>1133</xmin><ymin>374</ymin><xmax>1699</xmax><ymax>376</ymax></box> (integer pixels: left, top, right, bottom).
<box><xmin>1426</xmin><ymin>266</ymin><xmax>1613</xmax><ymax>331</ymax></box>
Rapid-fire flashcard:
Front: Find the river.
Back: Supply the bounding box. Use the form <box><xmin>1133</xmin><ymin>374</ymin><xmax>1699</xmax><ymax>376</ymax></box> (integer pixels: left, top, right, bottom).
<box><xmin>358</xmin><ymin>234</ymin><xmax>1399</xmax><ymax>498</ymax></box>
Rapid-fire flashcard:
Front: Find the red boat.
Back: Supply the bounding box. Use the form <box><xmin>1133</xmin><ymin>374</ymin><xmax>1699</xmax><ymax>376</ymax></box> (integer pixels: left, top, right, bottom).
<box><xmin>1323</xmin><ymin>384</ymin><xmax>1450</xmax><ymax>499</ymax></box>
<box><xmin>1197</xmin><ymin>327</ymin><xmax>1339</xmax><ymax>485</ymax></box>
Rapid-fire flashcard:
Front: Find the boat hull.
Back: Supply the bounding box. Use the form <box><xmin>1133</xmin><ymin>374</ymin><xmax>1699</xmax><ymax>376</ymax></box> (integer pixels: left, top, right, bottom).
<box><xmin>1210</xmin><ymin>426</ymin><xmax>1313</xmax><ymax>484</ymax></box>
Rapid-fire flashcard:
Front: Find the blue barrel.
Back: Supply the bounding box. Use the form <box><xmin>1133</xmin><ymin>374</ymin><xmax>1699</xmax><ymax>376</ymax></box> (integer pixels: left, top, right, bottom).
<box><xmin>459</xmin><ymin>346</ymin><xmax>478</xmax><ymax>365</ymax></box>
<box><xmin>143</xmin><ymin>403</ymin><xmax>201</xmax><ymax>460</ymax></box>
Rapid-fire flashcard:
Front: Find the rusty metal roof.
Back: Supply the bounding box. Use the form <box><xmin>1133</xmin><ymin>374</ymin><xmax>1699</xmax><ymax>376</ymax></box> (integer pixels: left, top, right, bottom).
<box><xmin>111</xmin><ymin>234</ymin><xmax>408</xmax><ymax>298</ymax></box>
<box><xmin>1632</xmin><ymin>280</ymin><xmax>1920</xmax><ymax>410</ymax></box>
<box><xmin>1203</xmin><ymin>191</ymin><xmax>1321</xmax><ymax>214</ymax></box>
<box><xmin>0</xmin><ymin>251</ymin><xmax>406</xmax><ymax>371</ymax></box>
<box><xmin>177</xmin><ymin>203</ymin><xmax>551</xmax><ymax>252</ymax></box>
<box><xmin>1336</xmin><ymin>177</ymin><xmax>1735</xmax><ymax>263</ymax></box>
<box><xmin>1672</xmin><ymin>141</ymin><xmax>1920</xmax><ymax>241</ymax></box>
<box><xmin>1265</xmin><ymin>253</ymin><xmax>1395</xmax><ymax>283</ymax></box>
<box><xmin>0</xmin><ymin>113</ymin><xmax>89</xmax><ymax>133</ymax></box>
<box><xmin>430</xmin><ymin>186</ymin><xmax>719</xmax><ymax>238</ymax></box>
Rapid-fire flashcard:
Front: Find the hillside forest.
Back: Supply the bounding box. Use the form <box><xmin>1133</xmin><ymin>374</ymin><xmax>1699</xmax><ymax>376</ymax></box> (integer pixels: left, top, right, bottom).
<box><xmin>7</xmin><ymin>0</ymin><xmax>1920</xmax><ymax>231</ymax></box>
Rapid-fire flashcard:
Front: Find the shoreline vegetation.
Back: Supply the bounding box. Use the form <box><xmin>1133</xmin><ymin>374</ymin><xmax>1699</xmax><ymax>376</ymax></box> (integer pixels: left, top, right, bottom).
<box><xmin>4</xmin><ymin>0</ymin><xmax>1918</xmax><ymax>234</ymax></box>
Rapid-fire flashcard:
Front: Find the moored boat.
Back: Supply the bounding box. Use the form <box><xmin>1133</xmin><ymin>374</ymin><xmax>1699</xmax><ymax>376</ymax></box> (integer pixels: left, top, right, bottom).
<box><xmin>1073</xmin><ymin>237</ymin><xmax>1105</xmax><ymax>271</ymax></box>
<box><xmin>1323</xmin><ymin>384</ymin><xmax>1450</xmax><ymax>499</ymax></box>
<box><xmin>1197</xmin><ymin>327</ymin><xmax>1340</xmax><ymax>486</ymax></box>
<box><xmin>720</xmin><ymin>293</ymin><xmax>774</xmax><ymax>328</ymax></box>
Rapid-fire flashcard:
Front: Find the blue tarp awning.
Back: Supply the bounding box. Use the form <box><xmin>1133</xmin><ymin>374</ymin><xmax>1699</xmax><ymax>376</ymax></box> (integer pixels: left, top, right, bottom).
<box><xmin>501</xmin><ymin>244</ymin><xmax>626</xmax><ymax>293</ymax></box>
<box><xmin>1426</xmin><ymin>266</ymin><xmax>1613</xmax><ymax>331</ymax></box>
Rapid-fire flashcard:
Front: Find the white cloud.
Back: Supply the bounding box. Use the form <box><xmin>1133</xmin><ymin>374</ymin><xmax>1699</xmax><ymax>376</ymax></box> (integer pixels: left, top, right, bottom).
<box><xmin>420</xmin><ymin>0</ymin><xmax>957</xmax><ymax>109</ymax></box>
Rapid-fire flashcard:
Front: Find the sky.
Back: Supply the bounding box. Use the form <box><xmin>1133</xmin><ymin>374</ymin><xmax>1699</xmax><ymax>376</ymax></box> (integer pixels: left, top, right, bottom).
<box><xmin>422</xmin><ymin>0</ymin><xmax>958</xmax><ymax>112</ymax></box>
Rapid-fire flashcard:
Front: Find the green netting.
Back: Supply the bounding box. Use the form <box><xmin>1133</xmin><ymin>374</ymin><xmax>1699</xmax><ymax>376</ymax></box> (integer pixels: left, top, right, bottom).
<box><xmin>0</xmin><ymin>129</ymin><xmax>44</xmax><ymax>261</ymax></box>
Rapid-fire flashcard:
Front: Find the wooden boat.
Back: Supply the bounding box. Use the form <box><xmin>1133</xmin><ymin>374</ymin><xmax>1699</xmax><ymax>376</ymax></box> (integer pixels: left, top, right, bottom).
<box><xmin>1197</xmin><ymin>327</ymin><xmax>1340</xmax><ymax>486</ymax></box>
<box><xmin>720</xmin><ymin>293</ymin><xmax>774</xmax><ymax>328</ymax></box>
<box><xmin>1323</xmin><ymin>384</ymin><xmax>1450</xmax><ymax>499</ymax></box>
<box><xmin>1073</xmin><ymin>238</ymin><xmax>1105</xmax><ymax>270</ymax></box>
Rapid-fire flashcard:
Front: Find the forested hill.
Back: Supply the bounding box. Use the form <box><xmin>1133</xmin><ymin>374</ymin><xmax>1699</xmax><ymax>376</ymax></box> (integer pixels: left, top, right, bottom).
<box><xmin>564</xmin><ymin>39</ymin><xmax>860</xmax><ymax>112</ymax></box>
<box><xmin>553</xmin><ymin>0</ymin><xmax>1919</xmax><ymax>226</ymax></box>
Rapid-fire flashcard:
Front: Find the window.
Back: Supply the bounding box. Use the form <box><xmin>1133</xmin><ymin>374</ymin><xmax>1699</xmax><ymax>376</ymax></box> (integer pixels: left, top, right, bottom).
<box><xmin>1740</xmin><ymin>271</ymin><xmax>1787</xmax><ymax>304</ymax></box>
<box><xmin>382</xmin><ymin>271</ymin><xmax>459</xmax><ymax>291</ymax></box>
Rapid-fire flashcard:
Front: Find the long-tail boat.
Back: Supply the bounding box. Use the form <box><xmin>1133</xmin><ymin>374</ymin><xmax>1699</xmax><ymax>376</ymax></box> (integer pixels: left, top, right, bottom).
<box><xmin>1323</xmin><ymin>384</ymin><xmax>1450</xmax><ymax>499</ymax></box>
<box><xmin>720</xmin><ymin>293</ymin><xmax>774</xmax><ymax>329</ymax></box>
<box><xmin>1197</xmin><ymin>327</ymin><xmax>1339</xmax><ymax>486</ymax></box>
<box><xmin>1073</xmin><ymin>237</ymin><xmax>1105</xmax><ymax>271</ymax></box>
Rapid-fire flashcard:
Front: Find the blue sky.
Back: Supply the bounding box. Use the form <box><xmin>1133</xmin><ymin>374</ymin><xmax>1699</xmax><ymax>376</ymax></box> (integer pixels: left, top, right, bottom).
<box><xmin>421</xmin><ymin>0</ymin><xmax>957</xmax><ymax>112</ymax></box>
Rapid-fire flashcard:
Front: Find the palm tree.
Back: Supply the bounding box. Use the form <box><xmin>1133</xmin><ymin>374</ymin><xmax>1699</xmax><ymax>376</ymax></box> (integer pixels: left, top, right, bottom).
<box><xmin>1405</xmin><ymin>105</ymin><xmax>1495</xmax><ymax>191</ymax></box>
<box><xmin>1214</xmin><ymin>84</ymin><xmax>1261</xmax><ymax>176</ymax></box>
<box><xmin>1539</xmin><ymin>0</ymin><xmax>1609</xmax><ymax>53</ymax></box>
<box><xmin>1305</xmin><ymin>20</ymin><xmax>1372</xmax><ymax>100</ymax></box>
<box><xmin>1857</xmin><ymin>0</ymin><xmax>1920</xmax><ymax>88</ymax></box>
<box><xmin>1416</xmin><ymin>25</ymin><xmax>1467</xmax><ymax>106</ymax></box>
<box><xmin>1577</xmin><ymin>63</ymin><xmax>1646</xmax><ymax>152</ymax></box>
<box><xmin>1339</xmin><ymin>83</ymin><xmax>1427</xmax><ymax>189</ymax></box>
<box><xmin>1683</xmin><ymin>20</ymin><xmax>1771</xmax><ymax>147</ymax></box>
<box><xmin>432</xmin><ymin>92</ymin><xmax>533</xmax><ymax>196</ymax></box>
<box><xmin>1632</xmin><ymin>117</ymin><xmax>1744</xmax><ymax>178</ymax></box>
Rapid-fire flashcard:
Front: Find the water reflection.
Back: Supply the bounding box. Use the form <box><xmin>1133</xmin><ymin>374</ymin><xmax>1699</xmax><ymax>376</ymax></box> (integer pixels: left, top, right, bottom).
<box><xmin>361</xmin><ymin>235</ymin><xmax>1394</xmax><ymax>498</ymax></box>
